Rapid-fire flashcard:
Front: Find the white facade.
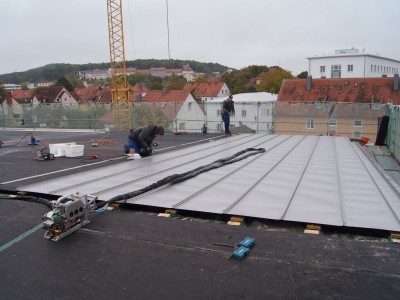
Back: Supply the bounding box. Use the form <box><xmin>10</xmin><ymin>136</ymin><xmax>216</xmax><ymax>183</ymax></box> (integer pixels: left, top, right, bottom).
<box><xmin>204</xmin><ymin>92</ymin><xmax>277</xmax><ymax>133</ymax></box>
<box><xmin>2</xmin><ymin>83</ymin><xmax>21</xmax><ymax>91</ymax></box>
<box><xmin>174</xmin><ymin>94</ymin><xmax>205</xmax><ymax>132</ymax></box>
<box><xmin>308</xmin><ymin>48</ymin><xmax>400</xmax><ymax>79</ymax></box>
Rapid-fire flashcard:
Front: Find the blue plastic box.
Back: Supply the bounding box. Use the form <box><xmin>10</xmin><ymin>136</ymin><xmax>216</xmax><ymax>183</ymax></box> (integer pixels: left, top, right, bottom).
<box><xmin>238</xmin><ymin>236</ymin><xmax>256</xmax><ymax>248</ymax></box>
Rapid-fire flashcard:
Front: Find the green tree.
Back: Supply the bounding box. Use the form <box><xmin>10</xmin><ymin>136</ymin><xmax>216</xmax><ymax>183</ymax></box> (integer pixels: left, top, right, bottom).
<box><xmin>297</xmin><ymin>71</ymin><xmax>308</xmax><ymax>79</ymax></box>
<box><xmin>256</xmin><ymin>69</ymin><xmax>294</xmax><ymax>94</ymax></box>
<box><xmin>66</xmin><ymin>75</ymin><xmax>85</xmax><ymax>89</ymax></box>
<box><xmin>195</xmin><ymin>76</ymin><xmax>209</xmax><ymax>83</ymax></box>
<box><xmin>127</xmin><ymin>73</ymin><xmax>152</xmax><ymax>87</ymax></box>
<box><xmin>21</xmin><ymin>82</ymin><xmax>29</xmax><ymax>90</ymax></box>
<box><xmin>165</xmin><ymin>74</ymin><xmax>186</xmax><ymax>90</ymax></box>
<box><xmin>222</xmin><ymin>65</ymin><xmax>269</xmax><ymax>94</ymax></box>
<box><xmin>151</xmin><ymin>80</ymin><xmax>163</xmax><ymax>90</ymax></box>
<box><xmin>54</xmin><ymin>76</ymin><xmax>74</xmax><ymax>92</ymax></box>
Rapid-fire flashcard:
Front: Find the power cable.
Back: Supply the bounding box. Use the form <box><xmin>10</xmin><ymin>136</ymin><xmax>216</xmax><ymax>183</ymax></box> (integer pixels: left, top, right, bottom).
<box><xmin>0</xmin><ymin>132</ymin><xmax>32</xmax><ymax>147</ymax></box>
<box><xmin>102</xmin><ymin>147</ymin><xmax>265</xmax><ymax>206</ymax></box>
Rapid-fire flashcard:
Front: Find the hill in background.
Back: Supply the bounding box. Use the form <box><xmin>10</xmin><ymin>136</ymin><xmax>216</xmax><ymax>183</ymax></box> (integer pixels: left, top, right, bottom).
<box><xmin>0</xmin><ymin>59</ymin><xmax>231</xmax><ymax>84</ymax></box>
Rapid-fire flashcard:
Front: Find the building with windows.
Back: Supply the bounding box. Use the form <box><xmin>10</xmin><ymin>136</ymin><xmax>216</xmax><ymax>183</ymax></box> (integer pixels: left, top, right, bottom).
<box><xmin>202</xmin><ymin>92</ymin><xmax>277</xmax><ymax>134</ymax></box>
<box><xmin>307</xmin><ymin>48</ymin><xmax>400</xmax><ymax>78</ymax></box>
<box><xmin>274</xmin><ymin>76</ymin><xmax>400</xmax><ymax>141</ymax></box>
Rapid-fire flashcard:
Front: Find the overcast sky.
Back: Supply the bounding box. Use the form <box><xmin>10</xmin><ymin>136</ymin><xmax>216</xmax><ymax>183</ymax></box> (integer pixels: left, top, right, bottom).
<box><xmin>1</xmin><ymin>0</ymin><xmax>399</xmax><ymax>77</ymax></box>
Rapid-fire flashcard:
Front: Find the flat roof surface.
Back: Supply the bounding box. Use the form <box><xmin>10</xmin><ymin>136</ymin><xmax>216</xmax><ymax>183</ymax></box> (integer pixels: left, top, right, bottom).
<box><xmin>1</xmin><ymin>129</ymin><xmax>400</xmax><ymax>299</ymax></box>
<box><xmin>18</xmin><ymin>134</ymin><xmax>400</xmax><ymax>232</ymax></box>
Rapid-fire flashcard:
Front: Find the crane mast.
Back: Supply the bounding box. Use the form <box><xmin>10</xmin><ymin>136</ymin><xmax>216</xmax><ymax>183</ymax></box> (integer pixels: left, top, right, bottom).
<box><xmin>106</xmin><ymin>0</ymin><xmax>131</xmax><ymax>130</ymax></box>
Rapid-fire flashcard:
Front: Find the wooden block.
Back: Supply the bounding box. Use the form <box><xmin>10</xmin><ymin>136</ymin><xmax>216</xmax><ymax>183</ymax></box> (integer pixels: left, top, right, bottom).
<box><xmin>390</xmin><ymin>232</ymin><xmax>400</xmax><ymax>239</ymax></box>
<box><xmin>165</xmin><ymin>209</ymin><xmax>177</xmax><ymax>215</ymax></box>
<box><xmin>304</xmin><ymin>229</ymin><xmax>320</xmax><ymax>235</ymax></box>
<box><xmin>106</xmin><ymin>207</ymin><xmax>114</xmax><ymax>211</ymax></box>
<box><xmin>227</xmin><ymin>221</ymin><xmax>242</xmax><ymax>226</ymax></box>
<box><xmin>306</xmin><ymin>224</ymin><xmax>321</xmax><ymax>231</ymax></box>
<box><xmin>109</xmin><ymin>203</ymin><xmax>120</xmax><ymax>208</ymax></box>
<box><xmin>230</xmin><ymin>216</ymin><xmax>245</xmax><ymax>223</ymax></box>
<box><xmin>157</xmin><ymin>213</ymin><xmax>171</xmax><ymax>218</ymax></box>
<box><xmin>392</xmin><ymin>238</ymin><xmax>400</xmax><ymax>244</ymax></box>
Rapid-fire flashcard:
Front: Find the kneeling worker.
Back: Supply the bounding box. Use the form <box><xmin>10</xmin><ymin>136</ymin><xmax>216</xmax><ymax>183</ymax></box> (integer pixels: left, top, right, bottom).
<box><xmin>124</xmin><ymin>125</ymin><xmax>164</xmax><ymax>157</ymax></box>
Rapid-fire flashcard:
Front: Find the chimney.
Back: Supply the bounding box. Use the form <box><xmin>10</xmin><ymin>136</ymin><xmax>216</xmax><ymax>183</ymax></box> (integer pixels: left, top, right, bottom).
<box><xmin>306</xmin><ymin>75</ymin><xmax>312</xmax><ymax>91</ymax></box>
<box><xmin>394</xmin><ymin>74</ymin><xmax>399</xmax><ymax>91</ymax></box>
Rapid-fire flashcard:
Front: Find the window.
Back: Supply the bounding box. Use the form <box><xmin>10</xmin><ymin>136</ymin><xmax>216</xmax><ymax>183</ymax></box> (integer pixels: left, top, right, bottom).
<box><xmin>266</xmin><ymin>108</ymin><xmax>270</xmax><ymax>116</ymax></box>
<box><xmin>354</xmin><ymin>120</ymin><xmax>362</xmax><ymax>127</ymax></box>
<box><xmin>217</xmin><ymin>109</ymin><xmax>221</xmax><ymax>116</ymax></box>
<box><xmin>329</xmin><ymin>119</ymin><xmax>337</xmax><ymax>126</ymax></box>
<box><xmin>320</xmin><ymin>66</ymin><xmax>325</xmax><ymax>73</ymax></box>
<box><xmin>188</xmin><ymin>102</ymin><xmax>192</xmax><ymax>112</ymax></box>
<box><xmin>241</xmin><ymin>110</ymin><xmax>247</xmax><ymax>117</ymax></box>
<box><xmin>353</xmin><ymin>131</ymin><xmax>362</xmax><ymax>138</ymax></box>
<box><xmin>328</xmin><ymin>130</ymin><xmax>336</xmax><ymax>136</ymax></box>
<box><xmin>331</xmin><ymin>65</ymin><xmax>341</xmax><ymax>78</ymax></box>
<box><xmin>306</xmin><ymin>119</ymin><xmax>314</xmax><ymax>129</ymax></box>
<box><xmin>179</xmin><ymin>122</ymin><xmax>185</xmax><ymax>130</ymax></box>
<box><xmin>217</xmin><ymin>123</ymin><xmax>222</xmax><ymax>131</ymax></box>
<box><xmin>347</xmin><ymin>65</ymin><xmax>353</xmax><ymax>72</ymax></box>
<box><xmin>261</xmin><ymin>108</ymin><xmax>267</xmax><ymax>116</ymax></box>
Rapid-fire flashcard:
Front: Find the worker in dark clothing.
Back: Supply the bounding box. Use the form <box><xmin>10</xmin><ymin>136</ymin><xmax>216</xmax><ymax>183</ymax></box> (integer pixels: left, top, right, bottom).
<box><xmin>221</xmin><ymin>95</ymin><xmax>235</xmax><ymax>135</ymax></box>
<box><xmin>124</xmin><ymin>125</ymin><xmax>164</xmax><ymax>157</ymax></box>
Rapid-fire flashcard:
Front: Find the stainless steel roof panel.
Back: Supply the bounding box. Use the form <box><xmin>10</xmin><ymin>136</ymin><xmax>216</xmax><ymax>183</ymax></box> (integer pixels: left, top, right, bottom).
<box><xmin>18</xmin><ymin>134</ymin><xmax>400</xmax><ymax>232</ymax></box>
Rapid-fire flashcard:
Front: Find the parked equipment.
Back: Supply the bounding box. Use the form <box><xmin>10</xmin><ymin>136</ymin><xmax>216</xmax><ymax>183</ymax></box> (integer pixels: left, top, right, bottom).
<box><xmin>42</xmin><ymin>193</ymin><xmax>98</xmax><ymax>241</ymax></box>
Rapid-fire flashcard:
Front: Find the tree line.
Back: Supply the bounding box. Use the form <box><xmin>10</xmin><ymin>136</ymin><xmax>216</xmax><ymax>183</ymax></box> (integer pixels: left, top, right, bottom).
<box><xmin>0</xmin><ymin>59</ymin><xmax>229</xmax><ymax>84</ymax></box>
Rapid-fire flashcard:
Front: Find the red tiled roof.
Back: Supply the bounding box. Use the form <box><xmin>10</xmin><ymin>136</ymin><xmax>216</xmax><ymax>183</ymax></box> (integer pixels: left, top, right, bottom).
<box><xmin>32</xmin><ymin>86</ymin><xmax>64</xmax><ymax>102</ymax></box>
<box><xmin>182</xmin><ymin>64</ymin><xmax>193</xmax><ymax>72</ymax></box>
<box><xmin>75</xmin><ymin>86</ymin><xmax>101</xmax><ymax>103</ymax></box>
<box><xmin>11</xmin><ymin>90</ymin><xmax>30</xmax><ymax>99</ymax></box>
<box><xmin>141</xmin><ymin>90</ymin><xmax>190</xmax><ymax>102</ymax></box>
<box><xmin>274</xmin><ymin>101</ymin><xmax>386</xmax><ymax>119</ymax></box>
<box><xmin>130</xmin><ymin>82</ymin><xmax>150</xmax><ymax>94</ymax></box>
<box><xmin>278</xmin><ymin>77</ymin><xmax>400</xmax><ymax>104</ymax></box>
<box><xmin>182</xmin><ymin>82</ymin><xmax>225</xmax><ymax>97</ymax></box>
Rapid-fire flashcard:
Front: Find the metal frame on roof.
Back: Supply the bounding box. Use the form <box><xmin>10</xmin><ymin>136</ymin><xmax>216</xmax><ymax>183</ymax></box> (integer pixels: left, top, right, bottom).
<box><xmin>19</xmin><ymin>134</ymin><xmax>400</xmax><ymax>231</ymax></box>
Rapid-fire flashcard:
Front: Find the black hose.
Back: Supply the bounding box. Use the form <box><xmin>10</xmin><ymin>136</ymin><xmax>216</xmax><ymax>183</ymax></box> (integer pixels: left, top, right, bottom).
<box><xmin>0</xmin><ymin>194</ymin><xmax>53</xmax><ymax>209</ymax></box>
<box><xmin>1</xmin><ymin>132</ymin><xmax>32</xmax><ymax>147</ymax></box>
<box><xmin>103</xmin><ymin>147</ymin><xmax>265</xmax><ymax>206</ymax></box>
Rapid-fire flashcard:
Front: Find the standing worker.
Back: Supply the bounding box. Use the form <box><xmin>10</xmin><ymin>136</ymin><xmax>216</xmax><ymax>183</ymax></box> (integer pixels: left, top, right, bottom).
<box><xmin>124</xmin><ymin>125</ymin><xmax>164</xmax><ymax>157</ymax></box>
<box><xmin>221</xmin><ymin>95</ymin><xmax>235</xmax><ymax>135</ymax></box>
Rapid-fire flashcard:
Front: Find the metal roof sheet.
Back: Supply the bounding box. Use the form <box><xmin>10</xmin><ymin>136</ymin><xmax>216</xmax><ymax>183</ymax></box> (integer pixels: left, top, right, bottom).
<box><xmin>19</xmin><ymin>134</ymin><xmax>400</xmax><ymax>231</ymax></box>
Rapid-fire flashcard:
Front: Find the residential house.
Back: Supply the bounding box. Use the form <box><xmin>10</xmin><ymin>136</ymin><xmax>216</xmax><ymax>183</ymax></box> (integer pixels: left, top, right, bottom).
<box><xmin>134</xmin><ymin>89</ymin><xmax>193</xmax><ymax>131</ymax></box>
<box><xmin>203</xmin><ymin>92</ymin><xmax>277</xmax><ymax>133</ymax></box>
<box><xmin>183</xmin><ymin>82</ymin><xmax>231</xmax><ymax>101</ymax></box>
<box><xmin>274</xmin><ymin>76</ymin><xmax>400</xmax><ymax>141</ymax></box>
<box><xmin>32</xmin><ymin>86</ymin><xmax>79</xmax><ymax>108</ymax></box>
<box><xmin>1</xmin><ymin>90</ymin><xmax>31</xmax><ymax>123</ymax></box>
<box><xmin>308</xmin><ymin>48</ymin><xmax>400</xmax><ymax>79</ymax></box>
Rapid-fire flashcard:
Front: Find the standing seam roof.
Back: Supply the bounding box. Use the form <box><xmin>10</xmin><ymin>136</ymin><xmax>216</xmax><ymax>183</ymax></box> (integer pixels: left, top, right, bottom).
<box><xmin>19</xmin><ymin>134</ymin><xmax>400</xmax><ymax>232</ymax></box>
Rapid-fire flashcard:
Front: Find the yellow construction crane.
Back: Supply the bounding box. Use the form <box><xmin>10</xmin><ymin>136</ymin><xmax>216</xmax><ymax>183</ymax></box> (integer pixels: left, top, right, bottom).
<box><xmin>106</xmin><ymin>0</ymin><xmax>132</xmax><ymax>130</ymax></box>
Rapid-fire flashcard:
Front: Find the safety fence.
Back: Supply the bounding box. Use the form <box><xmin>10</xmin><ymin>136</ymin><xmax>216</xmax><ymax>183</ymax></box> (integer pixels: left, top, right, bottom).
<box><xmin>0</xmin><ymin>101</ymin><xmax>275</xmax><ymax>133</ymax></box>
<box><xmin>0</xmin><ymin>102</ymin><xmax>389</xmax><ymax>141</ymax></box>
<box><xmin>387</xmin><ymin>104</ymin><xmax>400</xmax><ymax>161</ymax></box>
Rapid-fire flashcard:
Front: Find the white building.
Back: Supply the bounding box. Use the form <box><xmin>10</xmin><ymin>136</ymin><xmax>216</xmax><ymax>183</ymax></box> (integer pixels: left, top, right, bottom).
<box><xmin>2</xmin><ymin>83</ymin><xmax>21</xmax><ymax>91</ymax></box>
<box><xmin>204</xmin><ymin>92</ymin><xmax>277</xmax><ymax>133</ymax></box>
<box><xmin>308</xmin><ymin>48</ymin><xmax>400</xmax><ymax>79</ymax></box>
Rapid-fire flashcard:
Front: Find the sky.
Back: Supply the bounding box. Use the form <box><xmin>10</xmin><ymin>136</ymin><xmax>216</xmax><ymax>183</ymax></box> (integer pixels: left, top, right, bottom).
<box><xmin>1</xmin><ymin>0</ymin><xmax>399</xmax><ymax>77</ymax></box>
